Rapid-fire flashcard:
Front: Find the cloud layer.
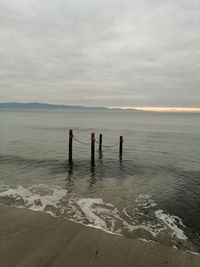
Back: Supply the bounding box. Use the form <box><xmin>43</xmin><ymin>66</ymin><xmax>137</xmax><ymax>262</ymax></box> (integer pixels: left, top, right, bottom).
<box><xmin>0</xmin><ymin>0</ymin><xmax>200</xmax><ymax>107</ymax></box>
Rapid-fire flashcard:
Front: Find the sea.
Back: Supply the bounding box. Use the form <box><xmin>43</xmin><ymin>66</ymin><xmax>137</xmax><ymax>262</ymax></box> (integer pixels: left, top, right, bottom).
<box><xmin>0</xmin><ymin>109</ymin><xmax>200</xmax><ymax>253</ymax></box>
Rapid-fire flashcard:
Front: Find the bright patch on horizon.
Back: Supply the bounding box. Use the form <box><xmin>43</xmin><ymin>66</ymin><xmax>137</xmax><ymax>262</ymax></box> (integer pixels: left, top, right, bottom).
<box><xmin>111</xmin><ymin>107</ymin><xmax>200</xmax><ymax>113</ymax></box>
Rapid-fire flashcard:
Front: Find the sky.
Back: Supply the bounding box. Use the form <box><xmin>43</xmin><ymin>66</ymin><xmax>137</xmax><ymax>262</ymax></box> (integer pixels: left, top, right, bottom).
<box><xmin>0</xmin><ymin>0</ymin><xmax>200</xmax><ymax>109</ymax></box>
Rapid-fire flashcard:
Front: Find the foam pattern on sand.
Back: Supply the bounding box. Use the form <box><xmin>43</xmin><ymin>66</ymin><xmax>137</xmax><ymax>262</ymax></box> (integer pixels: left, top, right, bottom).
<box><xmin>0</xmin><ymin>181</ymin><xmax>198</xmax><ymax>252</ymax></box>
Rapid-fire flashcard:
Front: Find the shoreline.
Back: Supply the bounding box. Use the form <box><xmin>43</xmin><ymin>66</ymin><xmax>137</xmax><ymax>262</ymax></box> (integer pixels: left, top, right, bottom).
<box><xmin>0</xmin><ymin>205</ymin><xmax>199</xmax><ymax>267</ymax></box>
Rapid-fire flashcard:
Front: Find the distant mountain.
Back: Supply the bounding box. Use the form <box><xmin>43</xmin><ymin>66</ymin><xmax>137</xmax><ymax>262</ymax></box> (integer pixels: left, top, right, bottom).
<box><xmin>0</xmin><ymin>102</ymin><xmax>138</xmax><ymax>111</ymax></box>
<box><xmin>0</xmin><ymin>102</ymin><xmax>109</xmax><ymax>111</ymax></box>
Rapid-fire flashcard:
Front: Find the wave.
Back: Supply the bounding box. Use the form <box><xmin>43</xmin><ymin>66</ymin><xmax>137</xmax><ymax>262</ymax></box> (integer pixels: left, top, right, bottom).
<box><xmin>0</xmin><ymin>181</ymin><xmax>199</xmax><ymax>253</ymax></box>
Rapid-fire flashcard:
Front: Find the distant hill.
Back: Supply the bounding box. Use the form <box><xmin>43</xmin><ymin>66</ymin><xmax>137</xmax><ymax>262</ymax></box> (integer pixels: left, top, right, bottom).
<box><xmin>0</xmin><ymin>102</ymin><xmax>109</xmax><ymax>111</ymax></box>
<box><xmin>0</xmin><ymin>102</ymin><xmax>138</xmax><ymax>111</ymax></box>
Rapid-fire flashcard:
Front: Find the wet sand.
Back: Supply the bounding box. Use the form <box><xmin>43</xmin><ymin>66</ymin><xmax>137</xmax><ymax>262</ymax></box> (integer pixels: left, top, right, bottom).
<box><xmin>0</xmin><ymin>205</ymin><xmax>199</xmax><ymax>267</ymax></box>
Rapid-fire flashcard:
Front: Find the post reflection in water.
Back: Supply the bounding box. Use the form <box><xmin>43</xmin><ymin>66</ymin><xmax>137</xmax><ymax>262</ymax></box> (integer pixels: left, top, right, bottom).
<box><xmin>98</xmin><ymin>151</ymin><xmax>103</xmax><ymax>161</ymax></box>
<box><xmin>89</xmin><ymin>165</ymin><xmax>97</xmax><ymax>187</ymax></box>
<box><xmin>65</xmin><ymin>163</ymin><xmax>75</xmax><ymax>193</ymax></box>
<box><xmin>65</xmin><ymin>151</ymin><xmax>125</xmax><ymax>191</ymax></box>
<box><xmin>119</xmin><ymin>155</ymin><xmax>124</xmax><ymax>170</ymax></box>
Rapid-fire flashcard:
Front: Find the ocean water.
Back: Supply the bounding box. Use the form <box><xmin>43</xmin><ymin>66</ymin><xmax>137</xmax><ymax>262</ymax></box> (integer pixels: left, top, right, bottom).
<box><xmin>0</xmin><ymin>109</ymin><xmax>200</xmax><ymax>252</ymax></box>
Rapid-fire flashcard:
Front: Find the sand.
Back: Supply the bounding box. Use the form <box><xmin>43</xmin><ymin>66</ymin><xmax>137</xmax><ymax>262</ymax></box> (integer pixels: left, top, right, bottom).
<box><xmin>0</xmin><ymin>205</ymin><xmax>199</xmax><ymax>267</ymax></box>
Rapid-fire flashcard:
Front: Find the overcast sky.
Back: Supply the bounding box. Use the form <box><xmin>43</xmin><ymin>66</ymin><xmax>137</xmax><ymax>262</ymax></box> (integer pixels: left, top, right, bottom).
<box><xmin>0</xmin><ymin>0</ymin><xmax>199</xmax><ymax>107</ymax></box>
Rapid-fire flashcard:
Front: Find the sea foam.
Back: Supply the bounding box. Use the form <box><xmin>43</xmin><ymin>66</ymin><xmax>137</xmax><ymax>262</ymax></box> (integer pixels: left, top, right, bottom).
<box><xmin>0</xmin><ymin>181</ymin><xmax>194</xmax><ymax>251</ymax></box>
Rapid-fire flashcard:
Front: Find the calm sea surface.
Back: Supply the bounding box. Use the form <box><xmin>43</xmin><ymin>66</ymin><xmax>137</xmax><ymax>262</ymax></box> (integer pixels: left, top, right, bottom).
<box><xmin>0</xmin><ymin>109</ymin><xmax>200</xmax><ymax>252</ymax></box>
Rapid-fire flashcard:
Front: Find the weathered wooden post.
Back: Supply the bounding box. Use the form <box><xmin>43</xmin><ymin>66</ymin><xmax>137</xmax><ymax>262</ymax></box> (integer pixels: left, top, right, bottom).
<box><xmin>119</xmin><ymin>136</ymin><xmax>123</xmax><ymax>159</ymax></box>
<box><xmin>99</xmin><ymin>134</ymin><xmax>102</xmax><ymax>153</ymax></box>
<box><xmin>68</xmin><ymin>129</ymin><xmax>73</xmax><ymax>165</ymax></box>
<box><xmin>91</xmin><ymin>133</ymin><xmax>95</xmax><ymax>166</ymax></box>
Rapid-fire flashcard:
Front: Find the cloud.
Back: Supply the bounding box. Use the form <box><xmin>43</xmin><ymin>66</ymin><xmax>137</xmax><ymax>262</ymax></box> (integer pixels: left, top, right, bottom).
<box><xmin>0</xmin><ymin>0</ymin><xmax>199</xmax><ymax>106</ymax></box>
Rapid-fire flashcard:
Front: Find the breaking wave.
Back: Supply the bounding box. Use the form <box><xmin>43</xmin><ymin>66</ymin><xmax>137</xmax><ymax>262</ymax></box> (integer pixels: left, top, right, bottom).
<box><xmin>0</xmin><ymin>181</ymin><xmax>199</xmax><ymax>253</ymax></box>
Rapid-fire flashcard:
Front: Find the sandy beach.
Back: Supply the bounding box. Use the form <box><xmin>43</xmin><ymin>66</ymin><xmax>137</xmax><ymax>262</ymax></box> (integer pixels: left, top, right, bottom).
<box><xmin>0</xmin><ymin>205</ymin><xmax>199</xmax><ymax>267</ymax></box>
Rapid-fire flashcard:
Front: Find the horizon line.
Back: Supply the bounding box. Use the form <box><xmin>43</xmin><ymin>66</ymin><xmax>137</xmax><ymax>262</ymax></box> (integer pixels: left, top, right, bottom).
<box><xmin>0</xmin><ymin>102</ymin><xmax>200</xmax><ymax>113</ymax></box>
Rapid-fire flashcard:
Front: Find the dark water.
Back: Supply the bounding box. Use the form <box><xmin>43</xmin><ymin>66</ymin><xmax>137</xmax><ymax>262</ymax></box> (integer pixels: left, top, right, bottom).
<box><xmin>0</xmin><ymin>109</ymin><xmax>200</xmax><ymax>252</ymax></box>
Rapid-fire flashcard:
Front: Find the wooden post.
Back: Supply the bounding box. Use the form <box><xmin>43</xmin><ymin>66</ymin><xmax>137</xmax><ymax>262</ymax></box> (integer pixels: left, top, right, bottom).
<box><xmin>119</xmin><ymin>136</ymin><xmax>123</xmax><ymax>158</ymax></box>
<box><xmin>68</xmin><ymin>129</ymin><xmax>73</xmax><ymax>165</ymax></box>
<box><xmin>99</xmin><ymin>134</ymin><xmax>102</xmax><ymax>152</ymax></box>
<box><xmin>91</xmin><ymin>133</ymin><xmax>95</xmax><ymax>166</ymax></box>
